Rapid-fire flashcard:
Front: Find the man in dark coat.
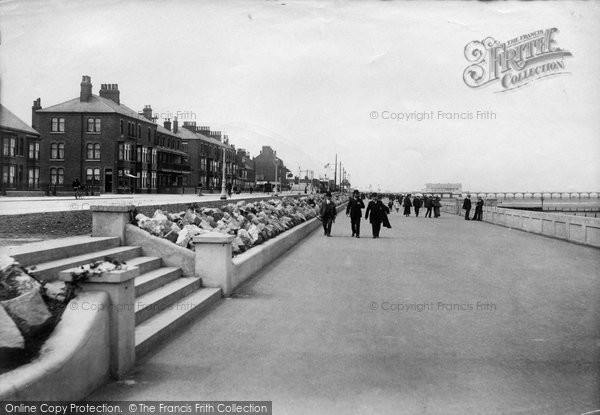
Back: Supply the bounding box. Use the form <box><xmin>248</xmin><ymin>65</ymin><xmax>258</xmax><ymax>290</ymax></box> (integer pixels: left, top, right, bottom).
<box><xmin>424</xmin><ymin>196</ymin><xmax>433</xmax><ymax>218</ymax></box>
<box><xmin>346</xmin><ymin>189</ymin><xmax>365</xmax><ymax>238</ymax></box>
<box><xmin>462</xmin><ymin>195</ymin><xmax>472</xmax><ymax>220</ymax></box>
<box><xmin>403</xmin><ymin>194</ymin><xmax>412</xmax><ymax>216</ymax></box>
<box><xmin>413</xmin><ymin>196</ymin><xmax>422</xmax><ymax>217</ymax></box>
<box><xmin>473</xmin><ymin>196</ymin><xmax>484</xmax><ymax>221</ymax></box>
<box><xmin>365</xmin><ymin>193</ymin><xmax>390</xmax><ymax>238</ymax></box>
<box><xmin>319</xmin><ymin>191</ymin><xmax>337</xmax><ymax>237</ymax></box>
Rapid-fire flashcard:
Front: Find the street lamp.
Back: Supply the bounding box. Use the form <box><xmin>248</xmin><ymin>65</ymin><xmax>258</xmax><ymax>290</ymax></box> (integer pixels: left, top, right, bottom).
<box><xmin>273</xmin><ymin>157</ymin><xmax>280</xmax><ymax>195</ymax></box>
<box><xmin>220</xmin><ymin>137</ymin><xmax>229</xmax><ymax>200</ymax></box>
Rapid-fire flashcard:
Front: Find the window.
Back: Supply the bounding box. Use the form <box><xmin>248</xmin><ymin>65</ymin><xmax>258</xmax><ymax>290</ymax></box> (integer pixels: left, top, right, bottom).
<box><xmin>18</xmin><ymin>138</ymin><xmax>24</xmax><ymax>156</ymax></box>
<box><xmin>2</xmin><ymin>165</ymin><xmax>16</xmax><ymax>186</ymax></box>
<box><xmin>51</xmin><ymin>118</ymin><xmax>65</xmax><ymax>132</ymax></box>
<box><xmin>3</xmin><ymin>136</ymin><xmax>16</xmax><ymax>156</ymax></box>
<box><xmin>87</xmin><ymin>118</ymin><xmax>101</xmax><ymax>133</ymax></box>
<box><xmin>151</xmin><ymin>172</ymin><xmax>157</xmax><ymax>188</ymax></box>
<box><xmin>120</xmin><ymin>120</ymin><xmax>124</xmax><ymax>135</ymax></box>
<box><xmin>142</xmin><ymin>147</ymin><xmax>148</xmax><ymax>163</ymax></box>
<box><xmin>28</xmin><ymin>142</ymin><xmax>40</xmax><ymax>160</ymax></box>
<box><xmin>86</xmin><ymin>168</ymin><xmax>100</xmax><ymax>183</ymax></box>
<box><xmin>137</xmin><ymin>124</ymin><xmax>141</xmax><ymax>138</ymax></box>
<box><xmin>86</xmin><ymin>143</ymin><xmax>101</xmax><ymax>159</ymax></box>
<box><xmin>28</xmin><ymin>167</ymin><xmax>40</xmax><ymax>187</ymax></box>
<box><xmin>50</xmin><ymin>167</ymin><xmax>64</xmax><ymax>185</ymax></box>
<box><xmin>124</xmin><ymin>144</ymin><xmax>132</xmax><ymax>161</ymax></box>
<box><xmin>118</xmin><ymin>143</ymin><xmax>124</xmax><ymax>160</ymax></box>
<box><xmin>51</xmin><ymin>143</ymin><xmax>65</xmax><ymax>159</ymax></box>
<box><xmin>152</xmin><ymin>149</ymin><xmax>157</xmax><ymax>165</ymax></box>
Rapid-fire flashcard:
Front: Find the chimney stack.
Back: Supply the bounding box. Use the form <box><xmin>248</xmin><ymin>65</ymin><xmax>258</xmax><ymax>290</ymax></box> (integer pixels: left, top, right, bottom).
<box><xmin>142</xmin><ymin>105</ymin><xmax>153</xmax><ymax>121</ymax></box>
<box><xmin>31</xmin><ymin>98</ymin><xmax>41</xmax><ymax>129</ymax></box>
<box><xmin>99</xmin><ymin>83</ymin><xmax>120</xmax><ymax>104</ymax></box>
<box><xmin>182</xmin><ymin>121</ymin><xmax>197</xmax><ymax>132</ymax></box>
<box><xmin>173</xmin><ymin>116</ymin><xmax>178</xmax><ymax>134</ymax></box>
<box><xmin>163</xmin><ymin>118</ymin><xmax>172</xmax><ymax>131</ymax></box>
<box><xmin>80</xmin><ymin>75</ymin><xmax>92</xmax><ymax>102</ymax></box>
<box><xmin>210</xmin><ymin>130</ymin><xmax>222</xmax><ymax>141</ymax></box>
<box><xmin>197</xmin><ymin>126</ymin><xmax>211</xmax><ymax>137</ymax></box>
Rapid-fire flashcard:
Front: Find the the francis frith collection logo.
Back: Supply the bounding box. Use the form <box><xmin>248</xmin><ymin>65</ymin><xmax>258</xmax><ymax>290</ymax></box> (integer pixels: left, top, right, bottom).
<box><xmin>463</xmin><ymin>28</ymin><xmax>572</xmax><ymax>92</ymax></box>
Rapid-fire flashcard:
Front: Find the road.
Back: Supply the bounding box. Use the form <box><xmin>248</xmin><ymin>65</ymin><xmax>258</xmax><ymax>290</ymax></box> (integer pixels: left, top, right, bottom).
<box><xmin>89</xmin><ymin>210</ymin><xmax>600</xmax><ymax>414</ymax></box>
<box><xmin>0</xmin><ymin>192</ymin><xmax>286</xmax><ymax>216</ymax></box>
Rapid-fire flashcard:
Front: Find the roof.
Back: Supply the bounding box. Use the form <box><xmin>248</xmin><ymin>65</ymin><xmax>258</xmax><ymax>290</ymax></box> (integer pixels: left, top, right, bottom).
<box><xmin>0</xmin><ymin>104</ymin><xmax>39</xmax><ymax>136</ymax></box>
<box><xmin>174</xmin><ymin>126</ymin><xmax>229</xmax><ymax>149</ymax></box>
<box><xmin>37</xmin><ymin>94</ymin><xmax>161</xmax><ymax>128</ymax></box>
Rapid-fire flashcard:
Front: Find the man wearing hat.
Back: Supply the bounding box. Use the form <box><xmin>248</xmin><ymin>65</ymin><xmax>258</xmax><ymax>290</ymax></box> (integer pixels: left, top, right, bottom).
<box><xmin>365</xmin><ymin>193</ymin><xmax>390</xmax><ymax>238</ymax></box>
<box><xmin>346</xmin><ymin>189</ymin><xmax>365</xmax><ymax>238</ymax></box>
<box><xmin>462</xmin><ymin>194</ymin><xmax>472</xmax><ymax>220</ymax></box>
<box><xmin>319</xmin><ymin>191</ymin><xmax>337</xmax><ymax>237</ymax></box>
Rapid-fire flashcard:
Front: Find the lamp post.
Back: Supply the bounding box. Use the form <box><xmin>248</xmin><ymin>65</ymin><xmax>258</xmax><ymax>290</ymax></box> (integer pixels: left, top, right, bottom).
<box><xmin>219</xmin><ymin>137</ymin><xmax>229</xmax><ymax>200</ymax></box>
<box><xmin>273</xmin><ymin>158</ymin><xmax>280</xmax><ymax>195</ymax></box>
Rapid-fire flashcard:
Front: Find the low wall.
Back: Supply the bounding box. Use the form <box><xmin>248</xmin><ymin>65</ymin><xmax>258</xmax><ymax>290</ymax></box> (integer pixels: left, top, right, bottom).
<box><xmin>126</xmin><ymin>224</ymin><xmax>195</xmax><ymax>278</ymax></box>
<box><xmin>0</xmin><ymin>291</ymin><xmax>111</xmax><ymax>401</ymax></box>
<box><xmin>483</xmin><ymin>205</ymin><xmax>600</xmax><ymax>248</ymax></box>
<box><xmin>440</xmin><ymin>198</ymin><xmax>600</xmax><ymax>248</ymax></box>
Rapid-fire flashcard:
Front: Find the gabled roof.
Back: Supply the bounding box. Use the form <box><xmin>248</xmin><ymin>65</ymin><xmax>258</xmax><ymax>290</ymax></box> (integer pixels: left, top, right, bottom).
<box><xmin>37</xmin><ymin>94</ymin><xmax>154</xmax><ymax>124</ymax></box>
<box><xmin>174</xmin><ymin>127</ymin><xmax>229</xmax><ymax>149</ymax></box>
<box><xmin>0</xmin><ymin>104</ymin><xmax>39</xmax><ymax>136</ymax></box>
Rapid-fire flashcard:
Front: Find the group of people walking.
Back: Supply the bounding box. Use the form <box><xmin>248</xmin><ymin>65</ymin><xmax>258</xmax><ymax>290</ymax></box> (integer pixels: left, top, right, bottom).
<box><xmin>390</xmin><ymin>194</ymin><xmax>442</xmax><ymax>218</ymax></box>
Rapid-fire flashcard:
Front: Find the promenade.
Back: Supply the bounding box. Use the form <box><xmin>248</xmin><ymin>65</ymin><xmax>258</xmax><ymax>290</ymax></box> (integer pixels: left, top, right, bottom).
<box><xmin>88</xmin><ymin>209</ymin><xmax>600</xmax><ymax>414</ymax></box>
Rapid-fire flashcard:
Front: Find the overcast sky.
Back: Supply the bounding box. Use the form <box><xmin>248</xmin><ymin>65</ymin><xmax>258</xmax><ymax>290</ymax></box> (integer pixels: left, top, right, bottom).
<box><xmin>1</xmin><ymin>0</ymin><xmax>598</xmax><ymax>192</ymax></box>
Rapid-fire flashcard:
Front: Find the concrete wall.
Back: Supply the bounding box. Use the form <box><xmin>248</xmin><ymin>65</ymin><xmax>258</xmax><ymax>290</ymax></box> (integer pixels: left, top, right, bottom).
<box><xmin>0</xmin><ymin>291</ymin><xmax>111</xmax><ymax>400</ymax></box>
<box><xmin>126</xmin><ymin>224</ymin><xmax>195</xmax><ymax>277</ymax></box>
<box><xmin>441</xmin><ymin>199</ymin><xmax>600</xmax><ymax>248</ymax></box>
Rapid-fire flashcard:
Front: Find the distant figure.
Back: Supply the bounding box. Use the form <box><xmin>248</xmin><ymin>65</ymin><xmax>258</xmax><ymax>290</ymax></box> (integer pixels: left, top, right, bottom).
<box><xmin>319</xmin><ymin>191</ymin><xmax>337</xmax><ymax>237</ymax></box>
<box><xmin>424</xmin><ymin>196</ymin><xmax>433</xmax><ymax>218</ymax></box>
<box><xmin>72</xmin><ymin>178</ymin><xmax>81</xmax><ymax>199</ymax></box>
<box><xmin>365</xmin><ymin>193</ymin><xmax>390</xmax><ymax>238</ymax></box>
<box><xmin>473</xmin><ymin>197</ymin><xmax>484</xmax><ymax>221</ymax></box>
<box><xmin>462</xmin><ymin>195</ymin><xmax>472</xmax><ymax>220</ymax></box>
<box><xmin>346</xmin><ymin>189</ymin><xmax>365</xmax><ymax>238</ymax></box>
<box><xmin>403</xmin><ymin>194</ymin><xmax>412</xmax><ymax>217</ymax></box>
<box><xmin>433</xmin><ymin>196</ymin><xmax>442</xmax><ymax>218</ymax></box>
<box><xmin>393</xmin><ymin>198</ymin><xmax>401</xmax><ymax>213</ymax></box>
<box><xmin>413</xmin><ymin>196</ymin><xmax>422</xmax><ymax>217</ymax></box>
<box><xmin>249</xmin><ymin>186</ymin><xmax>254</xmax><ymax>194</ymax></box>
<box><xmin>226</xmin><ymin>182</ymin><xmax>232</xmax><ymax>196</ymax></box>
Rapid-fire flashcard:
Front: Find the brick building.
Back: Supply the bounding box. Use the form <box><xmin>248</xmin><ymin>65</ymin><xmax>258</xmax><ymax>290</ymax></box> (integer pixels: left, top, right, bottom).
<box><xmin>34</xmin><ymin>76</ymin><xmax>189</xmax><ymax>194</ymax></box>
<box><xmin>253</xmin><ymin>146</ymin><xmax>289</xmax><ymax>191</ymax></box>
<box><xmin>0</xmin><ymin>104</ymin><xmax>41</xmax><ymax>194</ymax></box>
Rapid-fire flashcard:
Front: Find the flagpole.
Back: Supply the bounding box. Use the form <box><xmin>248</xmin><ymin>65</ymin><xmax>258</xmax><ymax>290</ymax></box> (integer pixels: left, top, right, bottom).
<box><xmin>334</xmin><ymin>154</ymin><xmax>337</xmax><ymax>193</ymax></box>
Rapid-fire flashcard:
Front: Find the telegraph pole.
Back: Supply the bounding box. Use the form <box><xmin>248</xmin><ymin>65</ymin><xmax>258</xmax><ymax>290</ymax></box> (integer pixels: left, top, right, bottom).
<box><xmin>333</xmin><ymin>154</ymin><xmax>337</xmax><ymax>193</ymax></box>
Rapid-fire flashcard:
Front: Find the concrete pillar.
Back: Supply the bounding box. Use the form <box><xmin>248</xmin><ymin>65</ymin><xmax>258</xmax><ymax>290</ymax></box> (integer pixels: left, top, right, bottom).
<box><xmin>59</xmin><ymin>267</ymin><xmax>139</xmax><ymax>379</ymax></box>
<box><xmin>91</xmin><ymin>204</ymin><xmax>136</xmax><ymax>244</ymax></box>
<box><xmin>193</xmin><ymin>232</ymin><xmax>235</xmax><ymax>296</ymax></box>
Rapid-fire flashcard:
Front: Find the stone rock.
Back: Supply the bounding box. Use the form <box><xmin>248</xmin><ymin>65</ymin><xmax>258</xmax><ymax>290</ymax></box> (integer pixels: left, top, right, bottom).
<box><xmin>1</xmin><ymin>288</ymin><xmax>51</xmax><ymax>337</ymax></box>
<box><xmin>0</xmin><ymin>304</ymin><xmax>24</xmax><ymax>351</ymax></box>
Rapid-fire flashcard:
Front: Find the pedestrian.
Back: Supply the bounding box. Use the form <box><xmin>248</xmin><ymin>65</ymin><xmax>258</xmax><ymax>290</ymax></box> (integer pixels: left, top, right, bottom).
<box><xmin>403</xmin><ymin>194</ymin><xmax>412</xmax><ymax>216</ymax></box>
<box><xmin>319</xmin><ymin>191</ymin><xmax>337</xmax><ymax>237</ymax></box>
<box><xmin>72</xmin><ymin>178</ymin><xmax>81</xmax><ymax>199</ymax></box>
<box><xmin>424</xmin><ymin>196</ymin><xmax>433</xmax><ymax>218</ymax></box>
<box><xmin>413</xmin><ymin>195</ymin><xmax>422</xmax><ymax>217</ymax></box>
<box><xmin>393</xmin><ymin>197</ymin><xmax>401</xmax><ymax>213</ymax></box>
<box><xmin>249</xmin><ymin>186</ymin><xmax>254</xmax><ymax>194</ymax></box>
<box><xmin>365</xmin><ymin>193</ymin><xmax>390</xmax><ymax>238</ymax></box>
<box><xmin>473</xmin><ymin>196</ymin><xmax>484</xmax><ymax>221</ymax></box>
<box><xmin>462</xmin><ymin>194</ymin><xmax>472</xmax><ymax>220</ymax></box>
<box><xmin>433</xmin><ymin>196</ymin><xmax>441</xmax><ymax>218</ymax></box>
<box><xmin>346</xmin><ymin>189</ymin><xmax>365</xmax><ymax>238</ymax></box>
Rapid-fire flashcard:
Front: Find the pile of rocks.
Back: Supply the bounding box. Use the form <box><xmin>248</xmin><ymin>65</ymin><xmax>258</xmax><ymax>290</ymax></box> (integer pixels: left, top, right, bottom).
<box><xmin>0</xmin><ymin>256</ymin><xmax>52</xmax><ymax>358</ymax></box>
<box><xmin>135</xmin><ymin>195</ymin><xmax>339</xmax><ymax>255</ymax></box>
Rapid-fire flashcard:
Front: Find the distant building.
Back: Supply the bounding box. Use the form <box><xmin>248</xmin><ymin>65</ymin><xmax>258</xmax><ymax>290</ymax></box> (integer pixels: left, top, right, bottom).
<box><xmin>0</xmin><ymin>104</ymin><xmax>41</xmax><ymax>193</ymax></box>
<box><xmin>424</xmin><ymin>183</ymin><xmax>462</xmax><ymax>194</ymax></box>
<box><xmin>34</xmin><ymin>75</ymin><xmax>189</xmax><ymax>194</ymax></box>
<box><xmin>253</xmin><ymin>146</ymin><xmax>289</xmax><ymax>190</ymax></box>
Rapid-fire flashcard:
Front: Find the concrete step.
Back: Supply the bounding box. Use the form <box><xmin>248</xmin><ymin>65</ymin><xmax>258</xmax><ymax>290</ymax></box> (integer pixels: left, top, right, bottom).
<box><xmin>0</xmin><ymin>236</ymin><xmax>121</xmax><ymax>268</ymax></box>
<box><xmin>135</xmin><ymin>287</ymin><xmax>222</xmax><ymax>358</ymax></box>
<box><xmin>126</xmin><ymin>256</ymin><xmax>162</xmax><ymax>276</ymax></box>
<box><xmin>29</xmin><ymin>246</ymin><xmax>142</xmax><ymax>281</ymax></box>
<box><xmin>135</xmin><ymin>277</ymin><xmax>202</xmax><ymax>325</ymax></box>
<box><xmin>134</xmin><ymin>267</ymin><xmax>182</xmax><ymax>297</ymax></box>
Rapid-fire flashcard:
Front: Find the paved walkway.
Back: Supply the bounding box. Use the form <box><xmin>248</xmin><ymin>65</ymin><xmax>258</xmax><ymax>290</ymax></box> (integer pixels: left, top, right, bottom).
<box><xmin>0</xmin><ymin>192</ymin><xmax>291</xmax><ymax>215</ymax></box>
<box><xmin>89</xmin><ymin>210</ymin><xmax>600</xmax><ymax>414</ymax></box>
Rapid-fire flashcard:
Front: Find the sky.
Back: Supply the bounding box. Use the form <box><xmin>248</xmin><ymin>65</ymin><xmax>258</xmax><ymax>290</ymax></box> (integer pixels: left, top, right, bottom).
<box><xmin>0</xmin><ymin>0</ymin><xmax>599</xmax><ymax>192</ymax></box>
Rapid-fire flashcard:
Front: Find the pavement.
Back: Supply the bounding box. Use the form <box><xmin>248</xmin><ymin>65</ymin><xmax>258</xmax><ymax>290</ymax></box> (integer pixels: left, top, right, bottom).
<box><xmin>0</xmin><ymin>192</ymin><xmax>295</xmax><ymax>216</ymax></box>
<box><xmin>87</xmin><ymin>209</ymin><xmax>600</xmax><ymax>414</ymax></box>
